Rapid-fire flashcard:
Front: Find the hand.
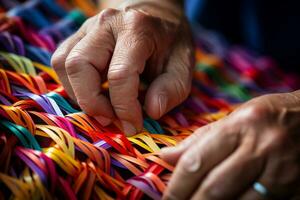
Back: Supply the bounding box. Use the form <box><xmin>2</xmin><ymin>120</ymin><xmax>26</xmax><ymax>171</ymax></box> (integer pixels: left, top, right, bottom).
<box><xmin>161</xmin><ymin>91</ymin><xmax>300</xmax><ymax>200</ymax></box>
<box><xmin>51</xmin><ymin>1</ymin><xmax>194</xmax><ymax>135</ymax></box>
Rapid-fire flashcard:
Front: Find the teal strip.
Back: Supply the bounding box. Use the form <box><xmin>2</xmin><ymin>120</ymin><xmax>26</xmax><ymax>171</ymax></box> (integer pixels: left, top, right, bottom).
<box><xmin>0</xmin><ymin>120</ymin><xmax>41</xmax><ymax>151</ymax></box>
<box><xmin>47</xmin><ymin>92</ymin><xmax>79</xmax><ymax>114</ymax></box>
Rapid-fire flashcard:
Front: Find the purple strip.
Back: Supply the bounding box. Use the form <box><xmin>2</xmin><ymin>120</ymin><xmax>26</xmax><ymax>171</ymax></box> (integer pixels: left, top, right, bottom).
<box><xmin>12</xmin><ymin>35</ymin><xmax>25</xmax><ymax>56</ymax></box>
<box><xmin>134</xmin><ymin>176</ymin><xmax>158</xmax><ymax>193</ymax></box>
<box><xmin>93</xmin><ymin>140</ymin><xmax>111</xmax><ymax>150</ymax></box>
<box><xmin>76</xmin><ymin>134</ymin><xmax>89</xmax><ymax>142</ymax></box>
<box><xmin>13</xmin><ymin>88</ymin><xmax>56</xmax><ymax>115</ymax></box>
<box><xmin>40</xmin><ymin>94</ymin><xmax>59</xmax><ymax>114</ymax></box>
<box><xmin>111</xmin><ymin>158</ymin><xmax>126</xmax><ymax>169</ymax></box>
<box><xmin>110</xmin><ymin>167</ymin><xmax>115</xmax><ymax>177</ymax></box>
<box><xmin>0</xmin><ymin>32</ymin><xmax>14</xmax><ymax>53</ymax></box>
<box><xmin>185</xmin><ymin>97</ymin><xmax>209</xmax><ymax>113</ymax></box>
<box><xmin>127</xmin><ymin>179</ymin><xmax>161</xmax><ymax>200</ymax></box>
<box><xmin>46</xmin><ymin>95</ymin><xmax>64</xmax><ymax>116</ymax></box>
<box><xmin>0</xmin><ymin>95</ymin><xmax>12</xmax><ymax>105</ymax></box>
<box><xmin>15</xmin><ymin>149</ymin><xmax>47</xmax><ymax>184</ymax></box>
<box><xmin>174</xmin><ymin>113</ymin><xmax>189</xmax><ymax>127</ymax></box>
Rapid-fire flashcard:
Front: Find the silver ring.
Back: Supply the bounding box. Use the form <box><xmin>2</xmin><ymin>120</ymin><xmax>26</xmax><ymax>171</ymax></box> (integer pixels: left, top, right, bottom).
<box><xmin>253</xmin><ymin>182</ymin><xmax>268</xmax><ymax>197</ymax></box>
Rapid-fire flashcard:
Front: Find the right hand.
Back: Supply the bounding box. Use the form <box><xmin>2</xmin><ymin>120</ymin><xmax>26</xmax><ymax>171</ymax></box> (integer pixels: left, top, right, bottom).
<box><xmin>51</xmin><ymin>2</ymin><xmax>194</xmax><ymax>135</ymax></box>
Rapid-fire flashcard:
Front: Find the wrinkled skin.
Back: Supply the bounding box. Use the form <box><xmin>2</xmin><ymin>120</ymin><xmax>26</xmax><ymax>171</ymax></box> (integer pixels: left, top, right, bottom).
<box><xmin>51</xmin><ymin>1</ymin><xmax>194</xmax><ymax>136</ymax></box>
<box><xmin>161</xmin><ymin>92</ymin><xmax>300</xmax><ymax>200</ymax></box>
<box><xmin>52</xmin><ymin>0</ymin><xmax>300</xmax><ymax>199</ymax></box>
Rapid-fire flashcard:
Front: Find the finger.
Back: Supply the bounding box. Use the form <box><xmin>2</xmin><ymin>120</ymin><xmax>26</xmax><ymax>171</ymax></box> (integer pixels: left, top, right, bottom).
<box><xmin>145</xmin><ymin>39</ymin><xmax>194</xmax><ymax>119</ymax></box>
<box><xmin>160</xmin><ymin>122</ymin><xmax>215</xmax><ymax>166</ymax></box>
<box><xmin>65</xmin><ymin>22</ymin><xmax>115</xmax><ymax>125</ymax></box>
<box><xmin>240</xmin><ymin>187</ymin><xmax>266</xmax><ymax>200</ymax></box>
<box><xmin>163</xmin><ymin>129</ymin><xmax>239</xmax><ymax>200</ymax></box>
<box><xmin>241</xmin><ymin>182</ymin><xmax>296</xmax><ymax>200</ymax></box>
<box><xmin>241</xmin><ymin>145</ymin><xmax>300</xmax><ymax>200</ymax></box>
<box><xmin>52</xmin><ymin>31</ymin><xmax>85</xmax><ymax>100</ymax></box>
<box><xmin>108</xmin><ymin>33</ymin><xmax>154</xmax><ymax>136</ymax></box>
<box><xmin>51</xmin><ymin>17</ymin><xmax>95</xmax><ymax>100</ymax></box>
<box><xmin>191</xmin><ymin>142</ymin><xmax>265</xmax><ymax>200</ymax></box>
<box><xmin>240</xmin><ymin>181</ymin><xmax>283</xmax><ymax>200</ymax></box>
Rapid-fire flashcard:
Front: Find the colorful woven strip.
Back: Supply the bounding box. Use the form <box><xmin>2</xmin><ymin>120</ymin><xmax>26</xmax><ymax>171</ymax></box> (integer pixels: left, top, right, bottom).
<box><xmin>0</xmin><ymin>1</ymin><xmax>298</xmax><ymax>200</ymax></box>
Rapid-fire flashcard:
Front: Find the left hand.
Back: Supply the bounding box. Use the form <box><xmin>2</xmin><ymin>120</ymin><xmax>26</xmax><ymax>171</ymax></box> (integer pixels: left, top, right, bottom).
<box><xmin>161</xmin><ymin>91</ymin><xmax>300</xmax><ymax>200</ymax></box>
<box><xmin>51</xmin><ymin>1</ymin><xmax>194</xmax><ymax>135</ymax></box>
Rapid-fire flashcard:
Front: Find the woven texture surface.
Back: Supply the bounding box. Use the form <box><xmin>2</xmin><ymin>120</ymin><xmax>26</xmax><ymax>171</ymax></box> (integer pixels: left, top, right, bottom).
<box><xmin>0</xmin><ymin>1</ymin><xmax>298</xmax><ymax>199</ymax></box>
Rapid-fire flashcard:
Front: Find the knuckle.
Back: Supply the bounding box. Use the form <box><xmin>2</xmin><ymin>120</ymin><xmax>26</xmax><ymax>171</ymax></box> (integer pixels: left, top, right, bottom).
<box><xmin>237</xmin><ymin>103</ymin><xmax>268</xmax><ymax>124</ymax></box>
<box><xmin>201</xmin><ymin>182</ymin><xmax>223</xmax><ymax>200</ymax></box>
<box><xmin>65</xmin><ymin>50</ymin><xmax>86</xmax><ymax>76</ymax></box>
<box><xmin>125</xmin><ymin>10</ymin><xmax>147</xmax><ymax>27</ymax></box>
<box><xmin>255</xmin><ymin>129</ymin><xmax>288</xmax><ymax>157</ymax></box>
<box><xmin>179</xmin><ymin>151</ymin><xmax>200</xmax><ymax>174</ymax></box>
<box><xmin>51</xmin><ymin>51</ymin><xmax>66</xmax><ymax>71</ymax></box>
<box><xmin>121</xmin><ymin>11</ymin><xmax>157</xmax><ymax>49</ymax></box>
<box><xmin>270</xmin><ymin>130</ymin><xmax>288</xmax><ymax>148</ymax></box>
<box><xmin>114</xmin><ymin>104</ymin><xmax>129</xmax><ymax>114</ymax></box>
<box><xmin>108</xmin><ymin>66</ymin><xmax>131</xmax><ymax>82</ymax></box>
<box><xmin>124</xmin><ymin>10</ymin><xmax>157</xmax><ymax>38</ymax></box>
<box><xmin>97</xmin><ymin>8</ymin><xmax>119</xmax><ymax>25</ymax></box>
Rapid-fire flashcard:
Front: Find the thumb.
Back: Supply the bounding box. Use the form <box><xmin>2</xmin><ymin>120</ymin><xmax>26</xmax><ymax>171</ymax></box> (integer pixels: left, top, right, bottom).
<box><xmin>144</xmin><ymin>43</ymin><xmax>194</xmax><ymax>119</ymax></box>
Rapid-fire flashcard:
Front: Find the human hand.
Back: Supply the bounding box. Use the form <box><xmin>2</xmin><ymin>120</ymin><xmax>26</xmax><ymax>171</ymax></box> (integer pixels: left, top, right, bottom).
<box><xmin>51</xmin><ymin>1</ymin><xmax>194</xmax><ymax>135</ymax></box>
<box><xmin>161</xmin><ymin>91</ymin><xmax>300</xmax><ymax>200</ymax></box>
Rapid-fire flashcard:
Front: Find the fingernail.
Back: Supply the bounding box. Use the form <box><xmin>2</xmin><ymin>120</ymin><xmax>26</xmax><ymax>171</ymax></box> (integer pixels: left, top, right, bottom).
<box><xmin>121</xmin><ymin>121</ymin><xmax>136</xmax><ymax>136</ymax></box>
<box><xmin>95</xmin><ymin>116</ymin><xmax>112</xmax><ymax>126</ymax></box>
<box><xmin>181</xmin><ymin>153</ymin><xmax>202</xmax><ymax>173</ymax></box>
<box><xmin>158</xmin><ymin>94</ymin><xmax>167</xmax><ymax>117</ymax></box>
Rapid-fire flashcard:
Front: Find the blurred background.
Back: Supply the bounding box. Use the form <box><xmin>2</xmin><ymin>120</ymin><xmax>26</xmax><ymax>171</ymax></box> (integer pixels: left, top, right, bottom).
<box><xmin>186</xmin><ymin>0</ymin><xmax>300</xmax><ymax>74</ymax></box>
